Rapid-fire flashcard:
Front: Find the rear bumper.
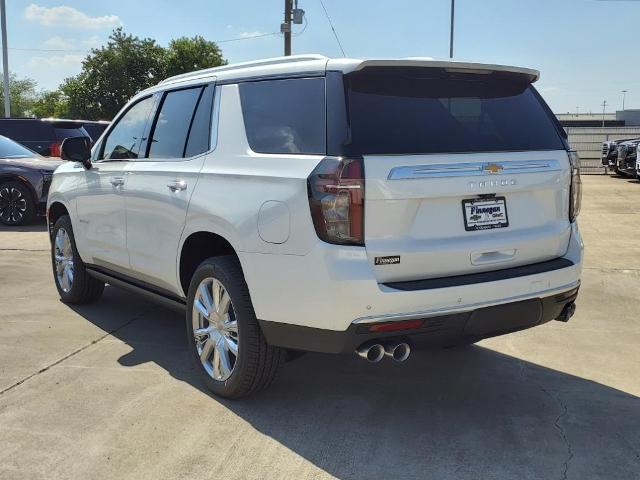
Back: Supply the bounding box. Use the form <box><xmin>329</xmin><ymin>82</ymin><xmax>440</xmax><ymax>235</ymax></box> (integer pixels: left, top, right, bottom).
<box><xmin>241</xmin><ymin>223</ymin><xmax>583</xmax><ymax>338</ymax></box>
<box><xmin>259</xmin><ymin>285</ymin><xmax>579</xmax><ymax>354</ymax></box>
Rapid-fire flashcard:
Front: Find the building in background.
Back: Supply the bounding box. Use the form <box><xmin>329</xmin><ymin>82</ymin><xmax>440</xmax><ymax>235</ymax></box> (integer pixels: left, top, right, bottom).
<box><xmin>556</xmin><ymin>110</ymin><xmax>640</xmax><ymax>173</ymax></box>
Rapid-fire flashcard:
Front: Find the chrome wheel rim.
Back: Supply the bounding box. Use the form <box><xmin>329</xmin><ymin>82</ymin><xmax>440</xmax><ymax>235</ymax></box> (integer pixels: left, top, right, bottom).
<box><xmin>192</xmin><ymin>277</ymin><xmax>238</xmax><ymax>381</ymax></box>
<box><xmin>54</xmin><ymin>228</ymin><xmax>74</xmax><ymax>293</ymax></box>
<box><xmin>0</xmin><ymin>186</ymin><xmax>27</xmax><ymax>224</ymax></box>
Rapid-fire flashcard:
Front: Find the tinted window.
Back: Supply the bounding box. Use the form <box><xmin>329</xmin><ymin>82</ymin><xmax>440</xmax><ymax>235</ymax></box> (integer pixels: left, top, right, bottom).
<box><xmin>149</xmin><ymin>87</ymin><xmax>202</xmax><ymax>159</ymax></box>
<box><xmin>53</xmin><ymin>127</ymin><xmax>87</xmax><ymax>141</ymax></box>
<box><xmin>0</xmin><ymin>136</ymin><xmax>37</xmax><ymax>158</ymax></box>
<box><xmin>0</xmin><ymin>120</ymin><xmax>52</xmax><ymax>142</ymax></box>
<box><xmin>101</xmin><ymin>96</ymin><xmax>154</xmax><ymax>160</ymax></box>
<box><xmin>338</xmin><ymin>68</ymin><xmax>564</xmax><ymax>155</ymax></box>
<box><xmin>185</xmin><ymin>85</ymin><xmax>214</xmax><ymax>157</ymax></box>
<box><xmin>83</xmin><ymin>123</ymin><xmax>109</xmax><ymax>141</ymax></box>
<box><xmin>239</xmin><ymin>77</ymin><xmax>326</xmax><ymax>155</ymax></box>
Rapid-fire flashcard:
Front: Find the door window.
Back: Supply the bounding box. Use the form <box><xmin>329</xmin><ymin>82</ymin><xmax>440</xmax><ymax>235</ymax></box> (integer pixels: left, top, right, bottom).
<box><xmin>148</xmin><ymin>87</ymin><xmax>203</xmax><ymax>159</ymax></box>
<box><xmin>101</xmin><ymin>96</ymin><xmax>155</xmax><ymax>160</ymax></box>
<box><xmin>184</xmin><ymin>85</ymin><xmax>215</xmax><ymax>157</ymax></box>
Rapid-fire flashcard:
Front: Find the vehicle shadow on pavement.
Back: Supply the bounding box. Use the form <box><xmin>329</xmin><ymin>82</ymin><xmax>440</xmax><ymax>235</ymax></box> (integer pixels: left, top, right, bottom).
<box><xmin>70</xmin><ymin>286</ymin><xmax>640</xmax><ymax>479</ymax></box>
<box><xmin>0</xmin><ymin>219</ymin><xmax>47</xmax><ymax>233</ymax></box>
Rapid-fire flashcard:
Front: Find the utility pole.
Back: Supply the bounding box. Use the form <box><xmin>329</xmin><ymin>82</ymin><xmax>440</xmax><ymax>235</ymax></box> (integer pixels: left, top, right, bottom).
<box><xmin>283</xmin><ymin>0</ymin><xmax>293</xmax><ymax>56</ymax></box>
<box><xmin>449</xmin><ymin>0</ymin><xmax>455</xmax><ymax>58</ymax></box>
<box><xmin>621</xmin><ymin>90</ymin><xmax>627</xmax><ymax>110</ymax></box>
<box><xmin>601</xmin><ymin>100</ymin><xmax>608</xmax><ymax>128</ymax></box>
<box><xmin>0</xmin><ymin>0</ymin><xmax>10</xmax><ymax>118</ymax></box>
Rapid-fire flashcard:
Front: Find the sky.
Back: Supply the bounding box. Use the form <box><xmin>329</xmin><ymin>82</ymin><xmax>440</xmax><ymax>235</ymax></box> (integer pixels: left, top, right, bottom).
<box><xmin>4</xmin><ymin>0</ymin><xmax>640</xmax><ymax>114</ymax></box>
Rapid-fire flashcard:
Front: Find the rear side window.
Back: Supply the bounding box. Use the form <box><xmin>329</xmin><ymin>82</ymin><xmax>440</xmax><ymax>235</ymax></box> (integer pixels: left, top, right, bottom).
<box><xmin>148</xmin><ymin>87</ymin><xmax>203</xmax><ymax>159</ymax></box>
<box><xmin>101</xmin><ymin>96</ymin><xmax>155</xmax><ymax>160</ymax></box>
<box><xmin>335</xmin><ymin>68</ymin><xmax>564</xmax><ymax>155</ymax></box>
<box><xmin>239</xmin><ymin>77</ymin><xmax>326</xmax><ymax>155</ymax></box>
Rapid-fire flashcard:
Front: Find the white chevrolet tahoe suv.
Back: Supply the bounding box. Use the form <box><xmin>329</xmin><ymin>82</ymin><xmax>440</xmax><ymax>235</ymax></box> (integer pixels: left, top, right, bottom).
<box><xmin>48</xmin><ymin>55</ymin><xmax>583</xmax><ymax>398</ymax></box>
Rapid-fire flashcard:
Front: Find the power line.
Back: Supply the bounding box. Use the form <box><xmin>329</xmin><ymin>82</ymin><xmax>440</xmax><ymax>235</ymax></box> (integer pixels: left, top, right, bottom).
<box><xmin>318</xmin><ymin>0</ymin><xmax>345</xmax><ymax>57</ymax></box>
<box><xmin>8</xmin><ymin>31</ymin><xmax>283</xmax><ymax>54</ymax></box>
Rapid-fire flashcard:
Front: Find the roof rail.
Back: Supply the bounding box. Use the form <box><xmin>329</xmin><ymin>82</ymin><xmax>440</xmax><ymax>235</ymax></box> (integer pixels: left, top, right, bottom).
<box><xmin>159</xmin><ymin>54</ymin><xmax>329</xmax><ymax>85</ymax></box>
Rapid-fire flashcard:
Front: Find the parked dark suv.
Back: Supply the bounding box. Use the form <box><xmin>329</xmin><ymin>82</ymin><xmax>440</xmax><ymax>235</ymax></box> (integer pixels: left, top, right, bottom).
<box><xmin>0</xmin><ymin>118</ymin><xmax>107</xmax><ymax>157</ymax></box>
<box><xmin>0</xmin><ymin>135</ymin><xmax>61</xmax><ymax>225</ymax></box>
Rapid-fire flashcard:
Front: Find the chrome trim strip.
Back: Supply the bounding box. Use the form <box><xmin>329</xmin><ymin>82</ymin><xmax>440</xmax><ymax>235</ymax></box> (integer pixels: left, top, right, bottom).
<box><xmin>352</xmin><ymin>280</ymin><xmax>580</xmax><ymax>325</ymax></box>
<box><xmin>387</xmin><ymin>160</ymin><xmax>562</xmax><ymax>180</ymax></box>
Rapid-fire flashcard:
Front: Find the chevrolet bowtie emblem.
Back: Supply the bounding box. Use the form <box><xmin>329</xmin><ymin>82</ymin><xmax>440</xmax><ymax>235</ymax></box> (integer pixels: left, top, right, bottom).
<box><xmin>484</xmin><ymin>163</ymin><xmax>503</xmax><ymax>174</ymax></box>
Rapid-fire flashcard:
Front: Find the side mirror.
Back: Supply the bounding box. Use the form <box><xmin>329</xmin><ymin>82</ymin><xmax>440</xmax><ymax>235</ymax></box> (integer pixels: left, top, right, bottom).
<box><xmin>61</xmin><ymin>136</ymin><xmax>92</xmax><ymax>169</ymax></box>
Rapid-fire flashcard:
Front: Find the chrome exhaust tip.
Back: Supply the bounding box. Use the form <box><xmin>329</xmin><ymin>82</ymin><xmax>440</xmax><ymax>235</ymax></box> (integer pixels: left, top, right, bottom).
<box><xmin>356</xmin><ymin>343</ymin><xmax>385</xmax><ymax>363</ymax></box>
<box><xmin>384</xmin><ymin>342</ymin><xmax>411</xmax><ymax>362</ymax></box>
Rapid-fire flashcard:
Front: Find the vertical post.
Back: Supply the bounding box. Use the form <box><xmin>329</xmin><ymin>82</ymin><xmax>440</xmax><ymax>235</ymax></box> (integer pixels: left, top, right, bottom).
<box><xmin>449</xmin><ymin>0</ymin><xmax>455</xmax><ymax>58</ymax></box>
<box><xmin>621</xmin><ymin>90</ymin><xmax>627</xmax><ymax>110</ymax></box>
<box><xmin>284</xmin><ymin>0</ymin><xmax>292</xmax><ymax>56</ymax></box>
<box><xmin>601</xmin><ymin>100</ymin><xmax>607</xmax><ymax>128</ymax></box>
<box><xmin>0</xmin><ymin>0</ymin><xmax>10</xmax><ymax>118</ymax></box>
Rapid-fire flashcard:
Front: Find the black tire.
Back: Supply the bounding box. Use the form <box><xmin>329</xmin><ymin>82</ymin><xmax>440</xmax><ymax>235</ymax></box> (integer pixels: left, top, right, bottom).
<box><xmin>186</xmin><ymin>256</ymin><xmax>285</xmax><ymax>399</ymax></box>
<box><xmin>0</xmin><ymin>180</ymin><xmax>35</xmax><ymax>226</ymax></box>
<box><xmin>51</xmin><ymin>215</ymin><xmax>104</xmax><ymax>304</ymax></box>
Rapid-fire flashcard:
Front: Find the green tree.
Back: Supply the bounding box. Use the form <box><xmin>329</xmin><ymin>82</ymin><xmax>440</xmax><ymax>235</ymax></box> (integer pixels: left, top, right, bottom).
<box><xmin>31</xmin><ymin>90</ymin><xmax>70</xmax><ymax>118</ymax></box>
<box><xmin>63</xmin><ymin>28</ymin><xmax>166</xmax><ymax>120</ymax></box>
<box><xmin>62</xmin><ymin>29</ymin><xmax>227</xmax><ymax>120</ymax></box>
<box><xmin>165</xmin><ymin>35</ymin><xmax>226</xmax><ymax>78</ymax></box>
<box><xmin>0</xmin><ymin>74</ymin><xmax>38</xmax><ymax>117</ymax></box>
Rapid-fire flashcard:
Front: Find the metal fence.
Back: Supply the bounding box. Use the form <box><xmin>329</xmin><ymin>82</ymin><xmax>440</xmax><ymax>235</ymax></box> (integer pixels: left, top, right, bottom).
<box><xmin>566</xmin><ymin>126</ymin><xmax>640</xmax><ymax>174</ymax></box>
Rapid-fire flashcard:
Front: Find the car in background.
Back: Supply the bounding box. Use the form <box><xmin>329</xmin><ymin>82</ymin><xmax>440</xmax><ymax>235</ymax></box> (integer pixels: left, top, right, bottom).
<box><xmin>0</xmin><ymin>135</ymin><xmax>62</xmax><ymax>225</ymax></box>
<box><xmin>615</xmin><ymin>139</ymin><xmax>640</xmax><ymax>177</ymax></box>
<box><xmin>601</xmin><ymin>138</ymin><xmax>635</xmax><ymax>174</ymax></box>
<box><xmin>0</xmin><ymin>118</ymin><xmax>106</xmax><ymax>157</ymax></box>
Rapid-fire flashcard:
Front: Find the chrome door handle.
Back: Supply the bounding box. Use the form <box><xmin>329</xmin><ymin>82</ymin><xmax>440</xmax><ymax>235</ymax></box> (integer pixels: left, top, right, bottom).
<box><xmin>110</xmin><ymin>177</ymin><xmax>125</xmax><ymax>187</ymax></box>
<box><xmin>167</xmin><ymin>180</ymin><xmax>187</xmax><ymax>192</ymax></box>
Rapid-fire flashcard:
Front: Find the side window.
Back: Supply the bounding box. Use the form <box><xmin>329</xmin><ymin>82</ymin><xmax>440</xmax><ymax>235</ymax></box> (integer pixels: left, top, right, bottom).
<box><xmin>101</xmin><ymin>96</ymin><xmax>154</xmax><ymax>160</ymax></box>
<box><xmin>185</xmin><ymin>85</ymin><xmax>215</xmax><ymax>157</ymax></box>
<box><xmin>239</xmin><ymin>77</ymin><xmax>326</xmax><ymax>155</ymax></box>
<box><xmin>148</xmin><ymin>87</ymin><xmax>202</xmax><ymax>159</ymax></box>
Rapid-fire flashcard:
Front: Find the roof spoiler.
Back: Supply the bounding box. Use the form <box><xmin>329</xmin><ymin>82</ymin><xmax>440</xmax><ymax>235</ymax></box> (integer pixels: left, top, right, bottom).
<box><xmin>346</xmin><ymin>59</ymin><xmax>540</xmax><ymax>83</ymax></box>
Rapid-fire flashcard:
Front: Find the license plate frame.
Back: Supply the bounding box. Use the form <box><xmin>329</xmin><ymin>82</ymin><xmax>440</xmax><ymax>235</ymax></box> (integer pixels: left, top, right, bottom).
<box><xmin>462</xmin><ymin>196</ymin><xmax>509</xmax><ymax>231</ymax></box>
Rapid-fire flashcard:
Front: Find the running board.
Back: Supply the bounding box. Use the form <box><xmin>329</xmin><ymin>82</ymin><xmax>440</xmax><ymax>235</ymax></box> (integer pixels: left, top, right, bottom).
<box><xmin>86</xmin><ymin>266</ymin><xmax>186</xmax><ymax>312</ymax></box>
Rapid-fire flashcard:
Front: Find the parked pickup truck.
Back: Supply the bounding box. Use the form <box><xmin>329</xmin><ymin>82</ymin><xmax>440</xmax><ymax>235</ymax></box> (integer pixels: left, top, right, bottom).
<box><xmin>616</xmin><ymin>139</ymin><xmax>640</xmax><ymax>177</ymax></box>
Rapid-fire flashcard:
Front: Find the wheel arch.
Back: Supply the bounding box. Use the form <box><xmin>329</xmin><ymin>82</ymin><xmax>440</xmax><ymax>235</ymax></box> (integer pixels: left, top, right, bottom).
<box><xmin>178</xmin><ymin>230</ymin><xmax>242</xmax><ymax>297</ymax></box>
<box><xmin>48</xmin><ymin>201</ymin><xmax>70</xmax><ymax>235</ymax></box>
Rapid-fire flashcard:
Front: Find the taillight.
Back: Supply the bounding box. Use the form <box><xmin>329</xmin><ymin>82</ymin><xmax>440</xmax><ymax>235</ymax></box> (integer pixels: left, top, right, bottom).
<box><xmin>307</xmin><ymin>157</ymin><xmax>365</xmax><ymax>246</ymax></box>
<box><xmin>568</xmin><ymin>150</ymin><xmax>582</xmax><ymax>222</ymax></box>
<box><xmin>50</xmin><ymin>142</ymin><xmax>61</xmax><ymax>157</ymax></box>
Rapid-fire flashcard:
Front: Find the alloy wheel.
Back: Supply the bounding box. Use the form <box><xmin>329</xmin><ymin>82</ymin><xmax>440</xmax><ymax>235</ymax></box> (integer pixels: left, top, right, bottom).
<box><xmin>192</xmin><ymin>277</ymin><xmax>239</xmax><ymax>381</ymax></box>
<box><xmin>54</xmin><ymin>228</ymin><xmax>74</xmax><ymax>293</ymax></box>
<box><xmin>0</xmin><ymin>186</ymin><xmax>27</xmax><ymax>224</ymax></box>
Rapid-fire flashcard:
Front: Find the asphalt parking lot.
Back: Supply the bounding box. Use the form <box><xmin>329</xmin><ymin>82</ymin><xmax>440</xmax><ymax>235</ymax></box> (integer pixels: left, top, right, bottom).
<box><xmin>0</xmin><ymin>175</ymin><xmax>638</xmax><ymax>480</ymax></box>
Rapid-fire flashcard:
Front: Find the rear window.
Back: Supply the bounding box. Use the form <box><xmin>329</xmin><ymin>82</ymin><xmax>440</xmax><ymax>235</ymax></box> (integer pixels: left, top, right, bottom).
<box><xmin>336</xmin><ymin>68</ymin><xmax>564</xmax><ymax>155</ymax></box>
<box><xmin>53</xmin><ymin>127</ymin><xmax>86</xmax><ymax>141</ymax></box>
<box><xmin>0</xmin><ymin>136</ymin><xmax>37</xmax><ymax>158</ymax></box>
<box><xmin>239</xmin><ymin>77</ymin><xmax>326</xmax><ymax>155</ymax></box>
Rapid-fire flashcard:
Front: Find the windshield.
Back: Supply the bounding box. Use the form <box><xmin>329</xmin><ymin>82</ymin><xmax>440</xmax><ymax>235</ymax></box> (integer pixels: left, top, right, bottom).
<box><xmin>333</xmin><ymin>67</ymin><xmax>565</xmax><ymax>156</ymax></box>
<box><xmin>0</xmin><ymin>136</ymin><xmax>38</xmax><ymax>158</ymax></box>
